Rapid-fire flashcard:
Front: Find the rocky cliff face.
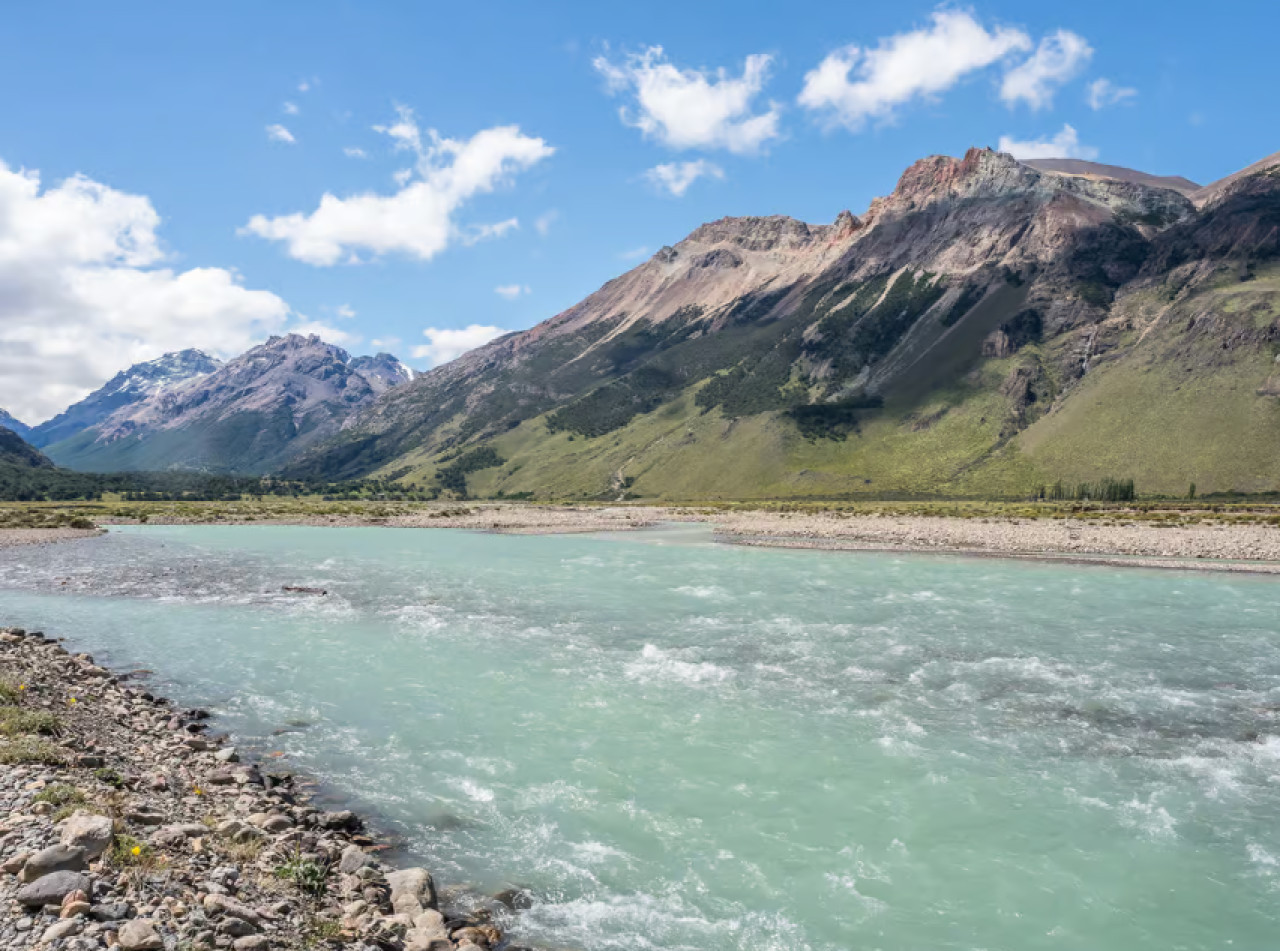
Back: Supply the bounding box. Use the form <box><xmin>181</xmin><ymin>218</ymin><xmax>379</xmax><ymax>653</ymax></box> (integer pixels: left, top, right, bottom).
<box><xmin>29</xmin><ymin>350</ymin><xmax>222</xmax><ymax>448</ymax></box>
<box><xmin>43</xmin><ymin>336</ymin><xmax>412</xmax><ymax>474</ymax></box>
<box><xmin>0</xmin><ymin>427</ymin><xmax>53</xmax><ymax>469</ymax></box>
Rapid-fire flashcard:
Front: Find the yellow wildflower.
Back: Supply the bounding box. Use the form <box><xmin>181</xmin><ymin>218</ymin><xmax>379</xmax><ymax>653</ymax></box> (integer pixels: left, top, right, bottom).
<box><xmin>68</xmin><ymin>697</ymin><xmax>77</xmax><ymax>704</ymax></box>
<box><xmin>131</xmin><ymin>846</ymin><xmax>141</xmax><ymax>856</ymax></box>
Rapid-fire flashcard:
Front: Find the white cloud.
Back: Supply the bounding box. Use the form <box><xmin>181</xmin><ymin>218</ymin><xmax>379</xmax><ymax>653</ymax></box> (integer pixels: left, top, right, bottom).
<box><xmin>594</xmin><ymin>46</ymin><xmax>781</xmax><ymax>154</ymax></box>
<box><xmin>289</xmin><ymin>320</ymin><xmax>362</xmax><ymax>346</ymax></box>
<box><xmin>618</xmin><ymin>246</ymin><xmax>650</xmax><ymax>261</ymax></box>
<box><xmin>1000</xmin><ymin>30</ymin><xmax>1092</xmax><ymax>110</ymax></box>
<box><xmin>999</xmin><ymin>123</ymin><xmax>1098</xmax><ymax>160</ymax></box>
<box><xmin>1086</xmin><ymin>77</ymin><xmax>1137</xmax><ymax>110</ymax></box>
<box><xmin>335</xmin><ymin>304</ymin><xmax>357</xmax><ymax>319</ymax></box>
<box><xmin>266</xmin><ymin>124</ymin><xmax>296</xmax><ymax>144</ymax></box>
<box><xmin>645</xmin><ymin>160</ymin><xmax>724</xmax><ymax>197</ymax></box>
<box><xmin>411</xmin><ymin>324</ymin><xmax>506</xmax><ymax>367</ymax></box>
<box><xmin>298</xmin><ymin>80</ymin><xmax>312</xmax><ymax>93</ymax></box>
<box><xmin>798</xmin><ymin>10</ymin><xmax>1030</xmax><ymax>129</ymax></box>
<box><xmin>243</xmin><ymin>107</ymin><xmax>552</xmax><ymax>265</ymax></box>
<box><xmin>343</xmin><ymin>147</ymin><xmax>368</xmax><ymax>159</ymax></box>
<box><xmin>534</xmin><ymin>209</ymin><xmax>558</xmax><ymax>236</ymax></box>
<box><xmin>370</xmin><ymin>336</ymin><xmax>402</xmax><ymax>351</ymax></box>
<box><xmin>283</xmin><ymin>101</ymin><xmax>300</xmax><ymax>116</ymax></box>
<box><xmin>0</xmin><ymin>160</ymin><xmax>290</xmax><ymax>421</ymax></box>
<box><xmin>494</xmin><ymin>284</ymin><xmax>530</xmax><ymax>299</ymax></box>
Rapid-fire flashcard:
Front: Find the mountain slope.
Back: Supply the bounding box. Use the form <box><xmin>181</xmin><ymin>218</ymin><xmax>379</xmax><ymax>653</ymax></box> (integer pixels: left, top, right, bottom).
<box><xmin>1189</xmin><ymin>150</ymin><xmax>1280</xmax><ymax>208</ymax></box>
<box><xmin>29</xmin><ymin>349</ymin><xmax>221</xmax><ymax>448</ymax></box>
<box><xmin>44</xmin><ymin>335</ymin><xmax>412</xmax><ymax>474</ymax></box>
<box><xmin>0</xmin><ymin>427</ymin><xmax>54</xmax><ymax>470</ymax></box>
<box><xmin>276</xmin><ymin>146</ymin><xmax>1280</xmax><ymax>499</ymax></box>
<box><xmin>0</xmin><ymin>410</ymin><xmax>31</xmax><ymax>440</ymax></box>
<box><xmin>1023</xmin><ymin>158</ymin><xmax>1201</xmax><ymax>198</ymax></box>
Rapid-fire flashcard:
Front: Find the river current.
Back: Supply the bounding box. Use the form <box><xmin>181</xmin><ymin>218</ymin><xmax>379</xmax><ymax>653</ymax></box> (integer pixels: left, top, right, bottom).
<box><xmin>2</xmin><ymin>524</ymin><xmax>1279</xmax><ymax>950</ymax></box>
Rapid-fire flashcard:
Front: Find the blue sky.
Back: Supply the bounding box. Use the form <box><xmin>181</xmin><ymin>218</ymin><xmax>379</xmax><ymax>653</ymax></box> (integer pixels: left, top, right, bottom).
<box><xmin>0</xmin><ymin>0</ymin><xmax>1276</xmax><ymax>422</ymax></box>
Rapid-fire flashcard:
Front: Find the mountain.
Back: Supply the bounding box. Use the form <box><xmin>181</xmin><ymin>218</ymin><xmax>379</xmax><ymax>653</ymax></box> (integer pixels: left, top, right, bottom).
<box><xmin>0</xmin><ymin>427</ymin><xmax>53</xmax><ymax>470</ymax></box>
<box><xmin>0</xmin><ymin>410</ymin><xmax>31</xmax><ymax>440</ymax></box>
<box><xmin>29</xmin><ymin>349</ymin><xmax>222</xmax><ymax>448</ymax></box>
<box><xmin>1189</xmin><ymin>149</ymin><xmax>1280</xmax><ymax>208</ymax></box>
<box><xmin>282</xmin><ymin>145</ymin><xmax>1280</xmax><ymax>500</ymax></box>
<box><xmin>1023</xmin><ymin>158</ymin><xmax>1201</xmax><ymax>198</ymax></box>
<box><xmin>43</xmin><ymin>335</ymin><xmax>413</xmax><ymax>474</ymax></box>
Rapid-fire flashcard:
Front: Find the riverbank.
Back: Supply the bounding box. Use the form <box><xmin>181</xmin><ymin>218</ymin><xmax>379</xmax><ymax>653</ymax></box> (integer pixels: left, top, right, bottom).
<box><xmin>0</xmin><ymin>529</ymin><xmax>102</xmax><ymax>551</ymax></box>
<box><xmin>7</xmin><ymin>499</ymin><xmax>1280</xmax><ymax>573</ymax></box>
<box><xmin>0</xmin><ymin>627</ymin><xmax>528</xmax><ymax>951</ymax></box>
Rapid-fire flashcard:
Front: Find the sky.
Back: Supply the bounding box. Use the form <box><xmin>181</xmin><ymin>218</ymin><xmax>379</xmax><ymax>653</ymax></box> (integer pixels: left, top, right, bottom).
<box><xmin>0</xmin><ymin>0</ymin><xmax>1276</xmax><ymax>423</ymax></box>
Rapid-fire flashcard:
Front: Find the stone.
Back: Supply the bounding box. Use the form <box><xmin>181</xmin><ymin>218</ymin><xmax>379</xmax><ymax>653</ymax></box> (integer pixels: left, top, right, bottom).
<box><xmin>60</xmin><ymin>811</ymin><xmax>115</xmax><ymax>860</ymax></box>
<box><xmin>117</xmin><ymin>918</ymin><xmax>164</xmax><ymax>950</ymax></box>
<box><xmin>42</xmin><ymin>918</ymin><xmax>83</xmax><ymax>942</ymax></box>
<box><xmin>217</xmin><ymin>918</ymin><xmax>259</xmax><ymax>938</ymax></box>
<box><xmin>16</xmin><ymin>869</ymin><xmax>91</xmax><ymax>906</ymax></box>
<box><xmin>62</xmin><ymin>898</ymin><xmax>93</xmax><ymax>917</ymax></box>
<box><xmin>153</xmin><ymin>823</ymin><xmax>209</xmax><ymax>847</ymax></box>
<box><xmin>214</xmin><ymin>747</ymin><xmax>240</xmax><ymax>763</ymax></box>
<box><xmin>125</xmin><ymin>807</ymin><xmax>165</xmax><ymax>826</ymax></box>
<box><xmin>203</xmin><ymin>894</ymin><xmax>262</xmax><ymax>925</ymax></box>
<box><xmin>385</xmin><ymin>867</ymin><xmax>437</xmax><ymax>911</ymax></box>
<box><xmin>19</xmin><ymin>844</ymin><xmax>88</xmax><ymax>882</ymax></box>
<box><xmin>259</xmin><ymin>814</ymin><xmax>292</xmax><ymax>833</ymax></box>
<box><xmin>2</xmin><ymin>849</ymin><xmax>32</xmax><ymax>874</ymax></box>
<box><xmin>232</xmin><ymin>938</ymin><xmax>271</xmax><ymax>951</ymax></box>
<box><xmin>90</xmin><ymin>901</ymin><xmax>131</xmax><ymax>921</ymax></box>
<box><xmin>392</xmin><ymin>892</ymin><xmax>424</xmax><ymax>917</ymax></box>
<box><xmin>338</xmin><ymin>845</ymin><xmax>369</xmax><ymax>874</ymax></box>
<box><xmin>412</xmin><ymin>910</ymin><xmax>446</xmax><ymax>936</ymax></box>
<box><xmin>319</xmin><ymin>809</ymin><xmax>359</xmax><ymax>831</ymax></box>
<box><xmin>183</xmin><ymin>736</ymin><xmax>211</xmax><ymax>751</ymax></box>
<box><xmin>404</xmin><ymin>935</ymin><xmax>452</xmax><ymax>951</ymax></box>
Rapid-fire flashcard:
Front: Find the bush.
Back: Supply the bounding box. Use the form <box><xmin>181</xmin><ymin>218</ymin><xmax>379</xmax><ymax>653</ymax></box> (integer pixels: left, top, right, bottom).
<box><xmin>0</xmin><ymin>706</ymin><xmax>61</xmax><ymax>736</ymax></box>
<box><xmin>276</xmin><ymin>849</ymin><xmax>331</xmax><ymax>898</ymax></box>
<box><xmin>0</xmin><ymin>736</ymin><xmax>64</xmax><ymax>765</ymax></box>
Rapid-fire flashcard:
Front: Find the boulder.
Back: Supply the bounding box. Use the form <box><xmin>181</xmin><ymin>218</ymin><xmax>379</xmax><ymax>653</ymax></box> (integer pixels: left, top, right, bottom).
<box><xmin>338</xmin><ymin>844</ymin><xmax>369</xmax><ymax>874</ymax></box>
<box><xmin>203</xmin><ymin>893</ymin><xmax>262</xmax><ymax>925</ymax></box>
<box><xmin>118</xmin><ymin>918</ymin><xmax>164</xmax><ymax>950</ymax></box>
<box><xmin>217</xmin><ymin>918</ymin><xmax>259</xmax><ymax>938</ymax></box>
<box><xmin>91</xmin><ymin>901</ymin><xmax>131</xmax><ymax>921</ymax></box>
<box><xmin>385</xmin><ymin>867</ymin><xmax>437</xmax><ymax>911</ymax></box>
<box><xmin>41</xmin><ymin>919</ymin><xmax>83</xmax><ymax>942</ymax></box>
<box><xmin>232</xmin><ymin>938</ymin><xmax>272</xmax><ymax>951</ymax></box>
<box><xmin>1</xmin><ymin>849</ymin><xmax>32</xmax><ymax>874</ymax></box>
<box><xmin>16</xmin><ymin>870</ymin><xmax>91</xmax><ymax>907</ymax></box>
<box><xmin>320</xmin><ymin>809</ymin><xmax>359</xmax><ymax>831</ymax></box>
<box><xmin>59</xmin><ymin>810</ymin><xmax>114</xmax><ymax>860</ymax></box>
<box><xmin>19</xmin><ymin>844</ymin><xmax>88</xmax><ymax>882</ymax></box>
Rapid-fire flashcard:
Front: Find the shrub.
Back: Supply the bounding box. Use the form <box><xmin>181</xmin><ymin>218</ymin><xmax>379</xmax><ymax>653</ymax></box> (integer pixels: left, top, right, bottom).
<box><xmin>0</xmin><ymin>737</ymin><xmax>64</xmax><ymax>765</ymax></box>
<box><xmin>32</xmin><ymin>783</ymin><xmax>84</xmax><ymax>807</ymax></box>
<box><xmin>0</xmin><ymin>706</ymin><xmax>61</xmax><ymax>736</ymax></box>
<box><xmin>276</xmin><ymin>849</ymin><xmax>332</xmax><ymax>898</ymax></box>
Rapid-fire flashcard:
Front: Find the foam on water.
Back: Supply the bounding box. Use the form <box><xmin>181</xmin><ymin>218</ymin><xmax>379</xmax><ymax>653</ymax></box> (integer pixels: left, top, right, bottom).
<box><xmin>3</xmin><ymin>524</ymin><xmax>1280</xmax><ymax>949</ymax></box>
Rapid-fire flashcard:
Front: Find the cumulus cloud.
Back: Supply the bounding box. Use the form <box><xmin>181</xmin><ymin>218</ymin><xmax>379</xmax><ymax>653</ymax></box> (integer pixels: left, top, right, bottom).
<box><xmin>594</xmin><ymin>46</ymin><xmax>781</xmax><ymax>154</ymax></box>
<box><xmin>266</xmin><ymin>123</ymin><xmax>296</xmax><ymax>144</ymax></box>
<box><xmin>998</xmin><ymin>123</ymin><xmax>1098</xmax><ymax>160</ymax></box>
<box><xmin>1087</xmin><ymin>77</ymin><xmax>1137</xmax><ymax>110</ymax></box>
<box><xmin>798</xmin><ymin>10</ymin><xmax>1030</xmax><ymax>129</ymax></box>
<box><xmin>0</xmin><ymin>160</ymin><xmax>290</xmax><ymax>421</ymax></box>
<box><xmin>343</xmin><ymin>147</ymin><xmax>368</xmax><ymax>159</ymax></box>
<box><xmin>645</xmin><ymin>160</ymin><xmax>724</xmax><ymax>197</ymax></box>
<box><xmin>242</xmin><ymin>106</ymin><xmax>553</xmax><ymax>265</ymax></box>
<box><xmin>494</xmin><ymin>284</ymin><xmax>530</xmax><ymax>299</ymax></box>
<box><xmin>1000</xmin><ymin>30</ymin><xmax>1092</xmax><ymax>110</ymax></box>
<box><xmin>283</xmin><ymin>101</ymin><xmax>300</xmax><ymax>116</ymax></box>
<box><xmin>411</xmin><ymin>324</ymin><xmax>506</xmax><ymax>367</ymax></box>
<box><xmin>335</xmin><ymin>304</ymin><xmax>357</xmax><ymax>319</ymax></box>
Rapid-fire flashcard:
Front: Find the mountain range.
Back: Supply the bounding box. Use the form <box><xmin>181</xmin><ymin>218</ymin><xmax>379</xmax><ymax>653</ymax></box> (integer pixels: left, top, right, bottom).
<box><xmin>36</xmin><ymin>337</ymin><xmax>412</xmax><ymax>474</ymax></box>
<box><xmin>11</xmin><ymin>145</ymin><xmax>1280</xmax><ymax>498</ymax></box>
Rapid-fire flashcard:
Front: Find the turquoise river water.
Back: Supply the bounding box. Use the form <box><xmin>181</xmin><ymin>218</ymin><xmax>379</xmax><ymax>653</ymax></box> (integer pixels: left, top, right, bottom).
<box><xmin>2</xmin><ymin>524</ymin><xmax>1280</xmax><ymax>950</ymax></box>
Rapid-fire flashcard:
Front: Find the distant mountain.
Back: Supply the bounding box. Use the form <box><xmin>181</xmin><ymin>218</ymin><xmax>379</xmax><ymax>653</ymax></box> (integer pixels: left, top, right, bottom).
<box><xmin>44</xmin><ymin>335</ymin><xmax>413</xmax><ymax>474</ymax></box>
<box><xmin>29</xmin><ymin>349</ymin><xmax>222</xmax><ymax>448</ymax></box>
<box><xmin>0</xmin><ymin>410</ymin><xmax>31</xmax><ymax>440</ymax></box>
<box><xmin>0</xmin><ymin>427</ymin><xmax>54</xmax><ymax>470</ymax></box>
<box><xmin>282</xmin><ymin>145</ymin><xmax>1280</xmax><ymax>499</ymax></box>
<box><xmin>1023</xmin><ymin>158</ymin><xmax>1201</xmax><ymax>198</ymax></box>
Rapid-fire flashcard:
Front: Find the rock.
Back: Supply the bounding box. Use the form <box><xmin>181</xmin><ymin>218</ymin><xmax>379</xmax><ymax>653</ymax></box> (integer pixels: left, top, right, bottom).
<box><xmin>90</xmin><ymin>901</ymin><xmax>131</xmax><ymax>921</ymax></box>
<box><xmin>16</xmin><ymin>870</ymin><xmax>91</xmax><ymax>906</ymax></box>
<box><xmin>217</xmin><ymin>918</ymin><xmax>259</xmax><ymax>938</ymax></box>
<box><xmin>42</xmin><ymin>918</ymin><xmax>83</xmax><ymax>942</ymax></box>
<box><xmin>232</xmin><ymin>938</ymin><xmax>271</xmax><ymax>951</ymax></box>
<box><xmin>62</xmin><ymin>898</ymin><xmax>92</xmax><ymax>917</ymax></box>
<box><xmin>2</xmin><ymin>849</ymin><xmax>32</xmax><ymax>874</ymax></box>
<box><xmin>203</xmin><ymin>894</ymin><xmax>262</xmax><ymax>925</ymax></box>
<box><xmin>117</xmin><ymin>918</ymin><xmax>164</xmax><ymax>950</ymax></box>
<box><xmin>60</xmin><ymin>810</ymin><xmax>115</xmax><ymax>860</ymax></box>
<box><xmin>183</xmin><ymin>736</ymin><xmax>211</xmax><ymax>751</ymax></box>
<box><xmin>319</xmin><ymin>809</ymin><xmax>359</xmax><ymax>831</ymax></box>
<box><xmin>125</xmin><ymin>807</ymin><xmax>165</xmax><ymax>826</ymax></box>
<box><xmin>404</xmin><ymin>935</ymin><xmax>452</xmax><ymax>951</ymax></box>
<box><xmin>259</xmin><ymin>814</ymin><xmax>292</xmax><ymax>833</ymax></box>
<box><xmin>385</xmin><ymin>868</ymin><xmax>438</xmax><ymax>911</ymax></box>
<box><xmin>214</xmin><ymin>747</ymin><xmax>240</xmax><ymax>763</ymax></box>
<box><xmin>153</xmin><ymin>823</ymin><xmax>210</xmax><ymax>847</ymax></box>
<box><xmin>19</xmin><ymin>844</ymin><xmax>89</xmax><ymax>882</ymax></box>
<box><xmin>338</xmin><ymin>845</ymin><xmax>369</xmax><ymax>874</ymax></box>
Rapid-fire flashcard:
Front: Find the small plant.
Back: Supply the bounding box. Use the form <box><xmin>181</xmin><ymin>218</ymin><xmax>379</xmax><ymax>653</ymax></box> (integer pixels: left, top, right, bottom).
<box><xmin>220</xmin><ymin>837</ymin><xmax>265</xmax><ymax>865</ymax></box>
<box><xmin>0</xmin><ymin>706</ymin><xmax>62</xmax><ymax>736</ymax></box>
<box><xmin>0</xmin><ymin>736</ymin><xmax>65</xmax><ymax>765</ymax></box>
<box><xmin>303</xmin><ymin>916</ymin><xmax>344</xmax><ymax>947</ymax></box>
<box><xmin>0</xmin><ymin>680</ymin><xmax>22</xmax><ymax>704</ymax></box>
<box><xmin>33</xmin><ymin>783</ymin><xmax>85</xmax><ymax>807</ymax></box>
<box><xmin>109</xmin><ymin>834</ymin><xmax>154</xmax><ymax>868</ymax></box>
<box><xmin>275</xmin><ymin>848</ymin><xmax>332</xmax><ymax>899</ymax></box>
<box><xmin>94</xmin><ymin>767</ymin><xmax>125</xmax><ymax>788</ymax></box>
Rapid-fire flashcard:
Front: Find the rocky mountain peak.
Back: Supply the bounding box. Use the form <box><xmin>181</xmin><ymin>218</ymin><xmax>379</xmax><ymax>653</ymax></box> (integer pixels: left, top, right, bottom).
<box><xmin>683</xmin><ymin>215</ymin><xmax>830</xmax><ymax>253</ymax></box>
<box><xmin>0</xmin><ymin>409</ymin><xmax>31</xmax><ymax>439</ymax></box>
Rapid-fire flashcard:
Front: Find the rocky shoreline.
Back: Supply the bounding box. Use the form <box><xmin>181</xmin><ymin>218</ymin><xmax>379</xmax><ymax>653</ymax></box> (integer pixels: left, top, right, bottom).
<box><xmin>0</xmin><ymin>627</ymin><xmax>534</xmax><ymax>951</ymax></box>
